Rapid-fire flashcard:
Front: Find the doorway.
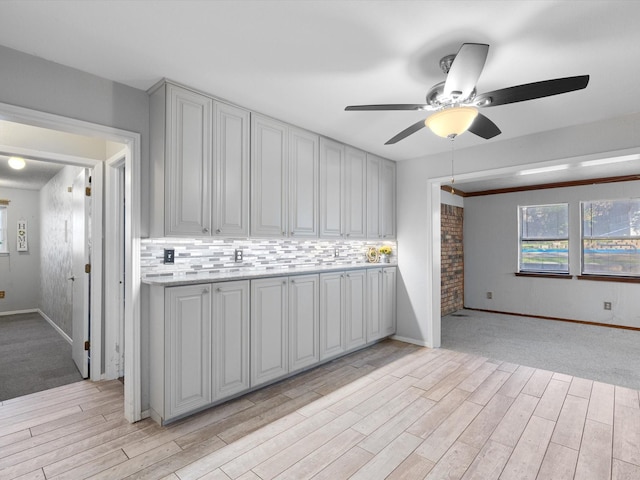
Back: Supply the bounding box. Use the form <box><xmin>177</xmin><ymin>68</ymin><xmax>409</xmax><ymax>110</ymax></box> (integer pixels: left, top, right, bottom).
<box><xmin>0</xmin><ymin>102</ymin><xmax>142</xmax><ymax>422</ymax></box>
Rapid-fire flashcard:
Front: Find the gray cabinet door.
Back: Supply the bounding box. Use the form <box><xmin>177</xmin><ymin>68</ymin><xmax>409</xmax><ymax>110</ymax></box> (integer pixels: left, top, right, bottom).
<box><xmin>289</xmin><ymin>274</ymin><xmax>320</xmax><ymax>372</ymax></box>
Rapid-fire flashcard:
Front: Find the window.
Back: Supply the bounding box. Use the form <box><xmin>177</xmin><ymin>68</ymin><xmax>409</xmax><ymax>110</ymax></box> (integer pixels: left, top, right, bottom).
<box><xmin>519</xmin><ymin>203</ymin><xmax>569</xmax><ymax>273</ymax></box>
<box><xmin>0</xmin><ymin>205</ymin><xmax>7</xmax><ymax>253</ymax></box>
<box><xmin>582</xmin><ymin>198</ymin><xmax>640</xmax><ymax>276</ymax></box>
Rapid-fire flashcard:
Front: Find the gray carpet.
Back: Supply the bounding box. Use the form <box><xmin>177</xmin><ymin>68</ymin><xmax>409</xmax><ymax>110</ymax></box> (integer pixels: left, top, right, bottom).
<box><xmin>0</xmin><ymin>312</ymin><xmax>83</xmax><ymax>401</ymax></box>
<box><xmin>442</xmin><ymin>309</ymin><xmax>640</xmax><ymax>390</ymax></box>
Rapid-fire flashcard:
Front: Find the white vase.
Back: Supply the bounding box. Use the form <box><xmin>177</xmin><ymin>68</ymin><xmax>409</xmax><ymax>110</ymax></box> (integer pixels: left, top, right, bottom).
<box><xmin>379</xmin><ymin>254</ymin><xmax>389</xmax><ymax>263</ymax></box>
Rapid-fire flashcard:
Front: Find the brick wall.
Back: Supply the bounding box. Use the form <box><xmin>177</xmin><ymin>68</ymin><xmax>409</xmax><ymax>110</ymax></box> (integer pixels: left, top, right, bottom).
<box><xmin>441</xmin><ymin>204</ymin><xmax>464</xmax><ymax>315</ymax></box>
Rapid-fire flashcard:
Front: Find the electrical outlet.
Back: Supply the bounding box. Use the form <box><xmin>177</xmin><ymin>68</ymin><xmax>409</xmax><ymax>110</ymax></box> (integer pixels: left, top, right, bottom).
<box><xmin>0</xmin><ymin>291</ymin><xmax>4</xmax><ymax>299</ymax></box>
<box><xmin>163</xmin><ymin>249</ymin><xmax>175</xmax><ymax>264</ymax></box>
<box><xmin>334</xmin><ymin>249</ymin><xmax>339</xmax><ymax>258</ymax></box>
<box><xmin>486</xmin><ymin>292</ymin><xmax>493</xmax><ymax>299</ymax></box>
<box><xmin>604</xmin><ymin>301</ymin><xmax>612</xmax><ymax>310</ymax></box>
<box><xmin>234</xmin><ymin>249</ymin><xmax>243</xmax><ymax>263</ymax></box>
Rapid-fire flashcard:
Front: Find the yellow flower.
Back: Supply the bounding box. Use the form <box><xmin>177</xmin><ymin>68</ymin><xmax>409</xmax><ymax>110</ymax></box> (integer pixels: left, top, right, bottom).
<box><xmin>378</xmin><ymin>246</ymin><xmax>392</xmax><ymax>255</ymax></box>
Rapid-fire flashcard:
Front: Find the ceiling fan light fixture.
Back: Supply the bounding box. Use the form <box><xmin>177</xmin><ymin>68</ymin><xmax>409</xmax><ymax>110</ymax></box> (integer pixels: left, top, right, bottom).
<box><xmin>425</xmin><ymin>106</ymin><xmax>478</xmax><ymax>138</ymax></box>
<box><xmin>8</xmin><ymin>157</ymin><xmax>26</xmax><ymax>170</ymax></box>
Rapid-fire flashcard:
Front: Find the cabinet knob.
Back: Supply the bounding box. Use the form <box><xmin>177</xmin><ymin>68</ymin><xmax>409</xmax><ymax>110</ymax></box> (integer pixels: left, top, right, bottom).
<box><xmin>216</xmin><ymin>287</ymin><xmax>221</xmax><ymax>292</ymax></box>
<box><xmin>216</xmin><ymin>229</ymin><xmax>221</xmax><ymax>234</ymax></box>
<box><xmin>346</xmin><ymin>233</ymin><xmax>350</xmax><ymax>237</ymax></box>
<box><xmin>282</xmin><ymin>280</ymin><xmax>287</xmax><ymax>285</ymax></box>
<box><xmin>291</xmin><ymin>232</ymin><xmax>295</xmax><ymax>236</ymax></box>
<box><xmin>203</xmin><ymin>227</ymin><xmax>209</xmax><ymax>233</ymax></box>
<box><xmin>291</xmin><ymin>279</ymin><xmax>295</xmax><ymax>283</ymax></box>
<box><xmin>203</xmin><ymin>288</ymin><xmax>209</xmax><ymax>294</ymax></box>
<box><xmin>346</xmin><ymin>274</ymin><xmax>350</xmax><ymax>277</ymax></box>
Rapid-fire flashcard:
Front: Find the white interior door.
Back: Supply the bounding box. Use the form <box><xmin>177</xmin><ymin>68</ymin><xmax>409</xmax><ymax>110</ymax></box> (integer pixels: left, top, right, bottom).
<box><xmin>72</xmin><ymin>169</ymin><xmax>90</xmax><ymax>378</ymax></box>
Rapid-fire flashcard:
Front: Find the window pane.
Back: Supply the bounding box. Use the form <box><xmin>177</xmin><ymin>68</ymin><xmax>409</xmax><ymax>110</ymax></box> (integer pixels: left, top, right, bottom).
<box><xmin>583</xmin><ymin>238</ymin><xmax>640</xmax><ymax>275</ymax></box>
<box><xmin>520</xmin><ymin>240</ymin><xmax>569</xmax><ymax>272</ymax></box>
<box><xmin>521</xmin><ymin>204</ymin><xmax>568</xmax><ymax>239</ymax></box>
<box><xmin>583</xmin><ymin>199</ymin><xmax>640</xmax><ymax>238</ymax></box>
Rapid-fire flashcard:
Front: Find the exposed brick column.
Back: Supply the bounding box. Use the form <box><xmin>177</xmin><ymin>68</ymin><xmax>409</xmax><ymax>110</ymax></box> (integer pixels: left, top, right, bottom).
<box><xmin>441</xmin><ymin>204</ymin><xmax>464</xmax><ymax>315</ymax></box>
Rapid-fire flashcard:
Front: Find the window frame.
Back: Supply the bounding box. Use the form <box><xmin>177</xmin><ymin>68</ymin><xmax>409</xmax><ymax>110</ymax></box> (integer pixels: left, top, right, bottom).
<box><xmin>580</xmin><ymin>198</ymin><xmax>640</xmax><ymax>278</ymax></box>
<box><xmin>518</xmin><ymin>203</ymin><xmax>570</xmax><ymax>275</ymax></box>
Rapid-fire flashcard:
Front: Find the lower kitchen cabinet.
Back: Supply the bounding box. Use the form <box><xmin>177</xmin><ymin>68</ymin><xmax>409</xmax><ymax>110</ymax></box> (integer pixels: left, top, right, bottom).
<box><xmin>367</xmin><ymin>267</ymin><xmax>397</xmax><ymax>342</ymax></box>
<box><xmin>149</xmin><ymin>280</ymin><xmax>249</xmax><ymax>424</ymax></box>
<box><xmin>250</xmin><ymin>277</ymin><xmax>289</xmax><ymax>387</ymax></box>
<box><xmin>149</xmin><ymin>266</ymin><xmax>395</xmax><ymax>424</ymax></box>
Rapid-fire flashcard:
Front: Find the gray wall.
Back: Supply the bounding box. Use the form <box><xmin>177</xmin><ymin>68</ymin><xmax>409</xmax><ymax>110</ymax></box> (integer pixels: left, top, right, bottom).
<box><xmin>0</xmin><ymin>187</ymin><xmax>40</xmax><ymax>312</ymax></box>
<box><xmin>464</xmin><ymin>180</ymin><xmax>640</xmax><ymax>327</ymax></box>
<box><xmin>39</xmin><ymin>166</ymin><xmax>83</xmax><ymax>336</ymax></box>
<box><xmin>0</xmin><ymin>44</ymin><xmax>150</xmax><ymax>235</ymax></box>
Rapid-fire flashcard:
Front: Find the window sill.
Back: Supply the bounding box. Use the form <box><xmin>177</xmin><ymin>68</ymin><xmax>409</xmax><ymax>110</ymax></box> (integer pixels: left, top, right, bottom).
<box><xmin>577</xmin><ymin>275</ymin><xmax>640</xmax><ymax>284</ymax></box>
<box><xmin>515</xmin><ymin>272</ymin><xmax>573</xmax><ymax>279</ymax></box>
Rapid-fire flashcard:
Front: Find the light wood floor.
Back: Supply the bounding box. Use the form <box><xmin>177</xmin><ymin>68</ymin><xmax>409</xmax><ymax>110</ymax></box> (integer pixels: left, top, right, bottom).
<box><xmin>1</xmin><ymin>340</ymin><xmax>639</xmax><ymax>480</ymax></box>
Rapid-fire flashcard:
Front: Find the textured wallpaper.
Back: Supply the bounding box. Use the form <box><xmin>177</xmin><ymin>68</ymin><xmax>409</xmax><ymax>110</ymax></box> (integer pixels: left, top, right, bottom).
<box><xmin>40</xmin><ymin>166</ymin><xmax>84</xmax><ymax>336</ymax></box>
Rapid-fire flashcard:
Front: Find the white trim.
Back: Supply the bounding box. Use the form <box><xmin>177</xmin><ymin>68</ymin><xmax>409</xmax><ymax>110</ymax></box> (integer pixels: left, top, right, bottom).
<box><xmin>0</xmin><ymin>101</ymin><xmax>142</xmax><ymax>423</ymax></box>
<box><xmin>0</xmin><ymin>308</ymin><xmax>38</xmax><ymax>316</ymax></box>
<box><xmin>390</xmin><ymin>335</ymin><xmax>430</xmax><ymax>348</ymax></box>
<box><xmin>38</xmin><ymin>309</ymin><xmax>72</xmax><ymax>345</ymax></box>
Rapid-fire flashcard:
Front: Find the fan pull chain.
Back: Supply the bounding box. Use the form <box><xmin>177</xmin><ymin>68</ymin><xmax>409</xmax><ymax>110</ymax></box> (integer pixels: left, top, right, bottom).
<box><xmin>450</xmin><ymin>138</ymin><xmax>456</xmax><ymax>194</ymax></box>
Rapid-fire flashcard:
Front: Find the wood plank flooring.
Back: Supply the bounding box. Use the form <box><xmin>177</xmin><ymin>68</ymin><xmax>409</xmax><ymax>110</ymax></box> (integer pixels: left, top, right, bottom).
<box><xmin>1</xmin><ymin>340</ymin><xmax>638</xmax><ymax>479</ymax></box>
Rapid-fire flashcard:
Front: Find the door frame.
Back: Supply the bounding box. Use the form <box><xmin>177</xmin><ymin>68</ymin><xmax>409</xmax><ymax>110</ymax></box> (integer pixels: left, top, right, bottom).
<box><xmin>0</xmin><ymin>101</ymin><xmax>142</xmax><ymax>422</ymax></box>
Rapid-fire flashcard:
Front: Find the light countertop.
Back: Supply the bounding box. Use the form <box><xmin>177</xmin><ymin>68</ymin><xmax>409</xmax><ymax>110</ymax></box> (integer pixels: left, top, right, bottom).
<box><xmin>142</xmin><ymin>262</ymin><xmax>397</xmax><ymax>286</ymax></box>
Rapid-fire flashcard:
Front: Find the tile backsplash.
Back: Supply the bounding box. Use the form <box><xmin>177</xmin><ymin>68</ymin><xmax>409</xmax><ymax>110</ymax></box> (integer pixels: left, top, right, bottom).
<box><xmin>141</xmin><ymin>238</ymin><xmax>397</xmax><ymax>278</ymax></box>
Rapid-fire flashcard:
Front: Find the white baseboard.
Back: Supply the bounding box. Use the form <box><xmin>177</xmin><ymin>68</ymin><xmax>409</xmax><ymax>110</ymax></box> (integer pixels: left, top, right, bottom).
<box><xmin>0</xmin><ymin>308</ymin><xmax>38</xmax><ymax>316</ymax></box>
<box><xmin>391</xmin><ymin>335</ymin><xmax>431</xmax><ymax>348</ymax></box>
<box><xmin>38</xmin><ymin>309</ymin><xmax>73</xmax><ymax>345</ymax></box>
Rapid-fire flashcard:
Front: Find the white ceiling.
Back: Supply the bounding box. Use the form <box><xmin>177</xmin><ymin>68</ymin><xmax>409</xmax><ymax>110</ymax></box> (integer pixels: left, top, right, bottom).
<box><xmin>0</xmin><ymin>155</ymin><xmax>65</xmax><ymax>190</ymax></box>
<box><xmin>0</xmin><ymin>1</ymin><xmax>639</xmax><ymax>191</ymax></box>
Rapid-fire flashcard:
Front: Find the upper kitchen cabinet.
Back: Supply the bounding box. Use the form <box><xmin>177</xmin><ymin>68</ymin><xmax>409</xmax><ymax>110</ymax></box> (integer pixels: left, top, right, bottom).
<box><xmin>251</xmin><ymin>114</ymin><xmax>288</xmax><ymax>237</ymax></box>
<box><xmin>289</xmin><ymin>127</ymin><xmax>319</xmax><ymax>238</ymax></box>
<box><xmin>366</xmin><ymin>153</ymin><xmax>396</xmax><ymax>239</ymax></box>
<box><xmin>319</xmin><ymin>137</ymin><xmax>345</xmax><ymax>238</ymax></box>
<box><xmin>344</xmin><ymin>147</ymin><xmax>367</xmax><ymax>239</ymax></box>
<box><xmin>149</xmin><ymin>82</ymin><xmax>249</xmax><ymax>237</ymax></box>
<box><xmin>213</xmin><ymin>102</ymin><xmax>250</xmax><ymax>237</ymax></box>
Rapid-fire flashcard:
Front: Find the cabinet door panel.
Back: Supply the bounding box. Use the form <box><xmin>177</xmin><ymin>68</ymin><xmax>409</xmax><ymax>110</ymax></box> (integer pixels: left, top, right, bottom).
<box><xmin>214</xmin><ymin>102</ymin><xmax>249</xmax><ymax>237</ymax></box>
<box><xmin>345</xmin><ymin>270</ymin><xmax>366</xmax><ymax>350</ymax></box>
<box><xmin>251</xmin><ymin>114</ymin><xmax>288</xmax><ymax>237</ymax></box>
<box><xmin>251</xmin><ymin>278</ymin><xmax>288</xmax><ymax>386</ymax></box>
<box><xmin>367</xmin><ymin>268</ymin><xmax>383</xmax><ymax>342</ymax></box>
<box><xmin>166</xmin><ymin>86</ymin><xmax>212</xmax><ymax>236</ymax></box>
<box><xmin>382</xmin><ymin>267</ymin><xmax>397</xmax><ymax>336</ymax></box>
<box><xmin>381</xmin><ymin>159</ymin><xmax>397</xmax><ymax>239</ymax></box>
<box><xmin>345</xmin><ymin>147</ymin><xmax>367</xmax><ymax>239</ymax></box>
<box><xmin>166</xmin><ymin>285</ymin><xmax>211</xmax><ymax>418</ymax></box>
<box><xmin>319</xmin><ymin>138</ymin><xmax>344</xmax><ymax>238</ymax></box>
<box><xmin>366</xmin><ymin>154</ymin><xmax>382</xmax><ymax>239</ymax></box>
<box><xmin>213</xmin><ymin>280</ymin><xmax>249</xmax><ymax>400</ymax></box>
<box><xmin>289</xmin><ymin>275</ymin><xmax>319</xmax><ymax>372</ymax></box>
<box><xmin>320</xmin><ymin>273</ymin><xmax>344</xmax><ymax>359</ymax></box>
<box><xmin>289</xmin><ymin>128</ymin><xmax>319</xmax><ymax>237</ymax></box>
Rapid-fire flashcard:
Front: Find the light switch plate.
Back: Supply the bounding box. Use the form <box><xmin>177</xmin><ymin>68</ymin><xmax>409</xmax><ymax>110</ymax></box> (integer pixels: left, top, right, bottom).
<box><xmin>164</xmin><ymin>249</ymin><xmax>175</xmax><ymax>264</ymax></box>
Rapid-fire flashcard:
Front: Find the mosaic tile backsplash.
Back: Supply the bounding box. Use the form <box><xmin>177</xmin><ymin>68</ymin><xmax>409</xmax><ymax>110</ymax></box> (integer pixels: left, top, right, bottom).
<box><xmin>141</xmin><ymin>238</ymin><xmax>397</xmax><ymax>278</ymax></box>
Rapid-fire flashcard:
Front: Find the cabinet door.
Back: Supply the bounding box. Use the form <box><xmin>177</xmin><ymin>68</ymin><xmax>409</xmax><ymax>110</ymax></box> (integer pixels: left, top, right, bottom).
<box><xmin>319</xmin><ymin>272</ymin><xmax>344</xmax><ymax>359</ymax></box>
<box><xmin>289</xmin><ymin>274</ymin><xmax>319</xmax><ymax>372</ymax></box>
<box><xmin>214</xmin><ymin>102</ymin><xmax>249</xmax><ymax>237</ymax></box>
<box><xmin>289</xmin><ymin>127</ymin><xmax>319</xmax><ymax>238</ymax></box>
<box><xmin>319</xmin><ymin>137</ymin><xmax>345</xmax><ymax>238</ymax></box>
<box><xmin>212</xmin><ymin>280</ymin><xmax>249</xmax><ymax>401</ymax></box>
<box><xmin>345</xmin><ymin>147</ymin><xmax>367</xmax><ymax>239</ymax></box>
<box><xmin>251</xmin><ymin>114</ymin><xmax>288</xmax><ymax>237</ymax></box>
<box><xmin>381</xmin><ymin>159</ymin><xmax>397</xmax><ymax>239</ymax></box>
<box><xmin>366</xmin><ymin>268</ymin><xmax>383</xmax><ymax>342</ymax></box>
<box><xmin>382</xmin><ymin>267</ymin><xmax>397</xmax><ymax>337</ymax></box>
<box><xmin>366</xmin><ymin>154</ymin><xmax>382</xmax><ymax>239</ymax></box>
<box><xmin>166</xmin><ymin>85</ymin><xmax>212</xmax><ymax>236</ymax></box>
<box><xmin>166</xmin><ymin>285</ymin><xmax>212</xmax><ymax>419</ymax></box>
<box><xmin>345</xmin><ymin>270</ymin><xmax>366</xmax><ymax>350</ymax></box>
<box><xmin>251</xmin><ymin>277</ymin><xmax>288</xmax><ymax>387</ymax></box>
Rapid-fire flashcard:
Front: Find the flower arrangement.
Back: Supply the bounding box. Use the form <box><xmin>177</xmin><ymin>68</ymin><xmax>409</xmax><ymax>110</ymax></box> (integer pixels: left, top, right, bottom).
<box><xmin>378</xmin><ymin>246</ymin><xmax>392</xmax><ymax>255</ymax></box>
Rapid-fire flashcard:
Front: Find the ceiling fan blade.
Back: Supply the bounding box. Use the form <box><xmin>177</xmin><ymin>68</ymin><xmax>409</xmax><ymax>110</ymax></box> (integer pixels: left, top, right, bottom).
<box><xmin>468</xmin><ymin>113</ymin><xmax>501</xmax><ymax>139</ymax></box>
<box><xmin>475</xmin><ymin>75</ymin><xmax>589</xmax><ymax>107</ymax></box>
<box><xmin>444</xmin><ymin>43</ymin><xmax>489</xmax><ymax>100</ymax></box>
<box><xmin>345</xmin><ymin>104</ymin><xmax>428</xmax><ymax>111</ymax></box>
<box><xmin>385</xmin><ymin>119</ymin><xmax>426</xmax><ymax>144</ymax></box>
